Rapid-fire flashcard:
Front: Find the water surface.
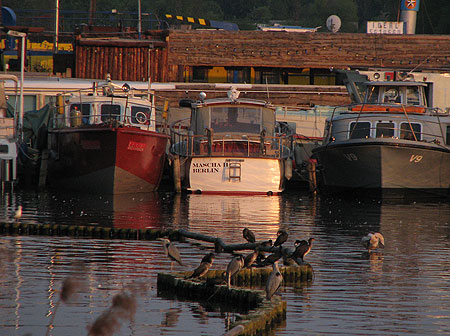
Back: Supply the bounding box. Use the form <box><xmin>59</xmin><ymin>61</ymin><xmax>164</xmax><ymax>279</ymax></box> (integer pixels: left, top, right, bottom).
<box><xmin>0</xmin><ymin>189</ymin><xmax>449</xmax><ymax>335</ymax></box>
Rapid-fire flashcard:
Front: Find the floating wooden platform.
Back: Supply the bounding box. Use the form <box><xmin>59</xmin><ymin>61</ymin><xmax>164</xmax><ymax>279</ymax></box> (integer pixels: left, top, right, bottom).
<box><xmin>157</xmin><ymin>264</ymin><xmax>312</xmax><ymax>335</ymax></box>
<box><xmin>0</xmin><ymin>222</ymin><xmax>182</xmax><ymax>241</ymax></box>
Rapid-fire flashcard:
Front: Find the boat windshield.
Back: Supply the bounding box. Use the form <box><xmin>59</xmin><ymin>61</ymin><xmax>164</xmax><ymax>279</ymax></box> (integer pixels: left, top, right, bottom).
<box><xmin>406</xmin><ymin>86</ymin><xmax>421</xmax><ymax>105</ymax></box>
<box><xmin>210</xmin><ymin>106</ymin><xmax>261</xmax><ymax>134</ymax></box>
<box><xmin>366</xmin><ymin>86</ymin><xmax>380</xmax><ymax>103</ymax></box>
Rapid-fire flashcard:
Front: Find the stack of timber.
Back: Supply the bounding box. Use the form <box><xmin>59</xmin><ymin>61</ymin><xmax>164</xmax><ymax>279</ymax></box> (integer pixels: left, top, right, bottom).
<box><xmin>167</xmin><ymin>31</ymin><xmax>450</xmax><ymax>71</ymax></box>
<box><xmin>74</xmin><ymin>34</ymin><xmax>168</xmax><ymax>82</ymax></box>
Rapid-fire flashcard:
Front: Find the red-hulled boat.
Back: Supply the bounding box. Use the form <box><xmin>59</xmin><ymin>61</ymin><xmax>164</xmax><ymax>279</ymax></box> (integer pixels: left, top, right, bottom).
<box><xmin>47</xmin><ymin>80</ymin><xmax>169</xmax><ymax>194</ymax></box>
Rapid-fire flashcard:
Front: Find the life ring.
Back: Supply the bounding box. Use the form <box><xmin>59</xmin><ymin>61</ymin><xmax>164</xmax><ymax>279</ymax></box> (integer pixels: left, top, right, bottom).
<box><xmin>134</xmin><ymin>111</ymin><xmax>148</xmax><ymax>124</ymax></box>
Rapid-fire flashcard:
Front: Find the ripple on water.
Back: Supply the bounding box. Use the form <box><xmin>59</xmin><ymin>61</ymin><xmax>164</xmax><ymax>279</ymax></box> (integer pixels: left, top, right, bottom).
<box><xmin>0</xmin><ymin>190</ymin><xmax>450</xmax><ymax>335</ymax></box>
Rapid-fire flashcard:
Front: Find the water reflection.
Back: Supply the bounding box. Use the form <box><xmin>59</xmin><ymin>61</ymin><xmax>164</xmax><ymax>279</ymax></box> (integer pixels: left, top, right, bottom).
<box><xmin>0</xmin><ymin>190</ymin><xmax>449</xmax><ymax>335</ymax></box>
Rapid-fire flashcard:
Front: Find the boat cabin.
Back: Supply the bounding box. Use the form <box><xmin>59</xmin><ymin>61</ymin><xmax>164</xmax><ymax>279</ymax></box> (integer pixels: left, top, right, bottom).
<box><xmin>172</xmin><ymin>90</ymin><xmax>291</xmax><ymax>159</ymax></box>
<box><xmin>190</xmin><ymin>99</ymin><xmax>276</xmax><ymax>137</ymax></box>
<box><xmin>323</xmin><ymin>80</ymin><xmax>450</xmax><ymax>145</ymax></box>
<box><xmin>57</xmin><ymin>88</ymin><xmax>156</xmax><ymax>131</ymax></box>
<box><xmin>363</xmin><ymin>81</ymin><xmax>428</xmax><ymax>107</ymax></box>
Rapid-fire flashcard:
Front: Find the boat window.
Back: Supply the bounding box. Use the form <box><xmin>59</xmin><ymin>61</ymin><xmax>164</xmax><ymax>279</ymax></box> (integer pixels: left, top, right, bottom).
<box><xmin>349</xmin><ymin>122</ymin><xmax>371</xmax><ymax>139</ymax></box>
<box><xmin>400</xmin><ymin>123</ymin><xmax>422</xmax><ymax>140</ymax></box>
<box><xmin>70</xmin><ymin>103</ymin><xmax>91</xmax><ymax>124</ymax></box>
<box><xmin>210</xmin><ymin>106</ymin><xmax>261</xmax><ymax>134</ymax></box>
<box><xmin>376</xmin><ymin>122</ymin><xmax>395</xmax><ymax>138</ymax></box>
<box><xmin>131</xmin><ymin>106</ymin><xmax>150</xmax><ymax>125</ymax></box>
<box><xmin>446</xmin><ymin>126</ymin><xmax>450</xmax><ymax>145</ymax></box>
<box><xmin>383</xmin><ymin>87</ymin><xmax>402</xmax><ymax>104</ymax></box>
<box><xmin>406</xmin><ymin>86</ymin><xmax>421</xmax><ymax>106</ymax></box>
<box><xmin>101</xmin><ymin>104</ymin><xmax>121</xmax><ymax>122</ymax></box>
<box><xmin>366</xmin><ymin>86</ymin><xmax>380</xmax><ymax>103</ymax></box>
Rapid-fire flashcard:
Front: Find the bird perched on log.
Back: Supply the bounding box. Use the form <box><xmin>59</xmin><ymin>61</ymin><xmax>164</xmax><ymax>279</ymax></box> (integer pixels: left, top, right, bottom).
<box><xmin>244</xmin><ymin>247</ymin><xmax>259</xmax><ymax>268</ymax></box>
<box><xmin>265</xmin><ymin>261</ymin><xmax>283</xmax><ymax>300</ymax></box>
<box><xmin>262</xmin><ymin>249</ymin><xmax>282</xmax><ymax>266</ymax></box>
<box><xmin>188</xmin><ymin>253</ymin><xmax>215</xmax><ymax>279</ymax></box>
<box><xmin>274</xmin><ymin>229</ymin><xmax>288</xmax><ymax>248</ymax></box>
<box><xmin>14</xmin><ymin>205</ymin><xmax>22</xmax><ymax>222</ymax></box>
<box><xmin>361</xmin><ymin>232</ymin><xmax>385</xmax><ymax>251</ymax></box>
<box><xmin>242</xmin><ymin>228</ymin><xmax>256</xmax><ymax>243</ymax></box>
<box><xmin>226</xmin><ymin>254</ymin><xmax>244</xmax><ymax>287</ymax></box>
<box><xmin>159</xmin><ymin>238</ymin><xmax>183</xmax><ymax>269</ymax></box>
<box><xmin>291</xmin><ymin>238</ymin><xmax>315</xmax><ymax>264</ymax></box>
<box><xmin>256</xmin><ymin>239</ymin><xmax>273</xmax><ymax>264</ymax></box>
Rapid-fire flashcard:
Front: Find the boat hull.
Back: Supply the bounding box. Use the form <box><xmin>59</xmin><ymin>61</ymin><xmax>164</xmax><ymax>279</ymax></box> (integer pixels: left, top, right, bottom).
<box><xmin>181</xmin><ymin>156</ymin><xmax>286</xmax><ymax>195</ymax></box>
<box><xmin>48</xmin><ymin>125</ymin><xmax>169</xmax><ymax>194</ymax></box>
<box><xmin>313</xmin><ymin>141</ymin><xmax>450</xmax><ymax>195</ymax></box>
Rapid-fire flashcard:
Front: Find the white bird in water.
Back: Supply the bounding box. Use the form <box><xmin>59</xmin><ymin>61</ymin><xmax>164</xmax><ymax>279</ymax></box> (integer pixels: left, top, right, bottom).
<box><xmin>361</xmin><ymin>232</ymin><xmax>385</xmax><ymax>251</ymax></box>
<box><xmin>265</xmin><ymin>261</ymin><xmax>283</xmax><ymax>300</ymax></box>
<box><xmin>225</xmin><ymin>254</ymin><xmax>244</xmax><ymax>287</ymax></box>
<box><xmin>14</xmin><ymin>206</ymin><xmax>23</xmax><ymax>222</ymax></box>
<box><xmin>159</xmin><ymin>238</ymin><xmax>183</xmax><ymax>270</ymax></box>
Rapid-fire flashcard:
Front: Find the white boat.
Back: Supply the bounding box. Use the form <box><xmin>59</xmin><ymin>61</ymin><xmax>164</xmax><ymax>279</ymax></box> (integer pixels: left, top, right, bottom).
<box><xmin>312</xmin><ymin>71</ymin><xmax>450</xmax><ymax>197</ymax></box>
<box><xmin>170</xmin><ymin>88</ymin><xmax>292</xmax><ymax>195</ymax></box>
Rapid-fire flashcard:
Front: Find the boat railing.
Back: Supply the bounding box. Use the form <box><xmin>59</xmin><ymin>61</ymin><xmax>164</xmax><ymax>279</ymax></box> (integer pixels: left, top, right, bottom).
<box><xmin>170</xmin><ymin>126</ymin><xmax>291</xmax><ymax>159</ymax></box>
<box><xmin>55</xmin><ymin>110</ymin><xmax>158</xmax><ymax>131</ymax></box>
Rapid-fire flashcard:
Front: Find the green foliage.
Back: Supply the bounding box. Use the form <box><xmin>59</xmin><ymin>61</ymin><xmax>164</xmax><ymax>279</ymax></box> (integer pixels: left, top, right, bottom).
<box><xmin>1</xmin><ymin>0</ymin><xmax>449</xmax><ymax>34</ymax></box>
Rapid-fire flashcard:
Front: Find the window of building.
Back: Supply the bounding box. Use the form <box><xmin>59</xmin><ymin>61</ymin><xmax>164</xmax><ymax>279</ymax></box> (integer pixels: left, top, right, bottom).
<box><xmin>192</xmin><ymin>67</ymin><xmax>208</xmax><ymax>82</ymax></box>
<box><xmin>225</xmin><ymin>67</ymin><xmax>250</xmax><ymax>83</ymax></box>
<box><xmin>376</xmin><ymin>122</ymin><xmax>395</xmax><ymax>138</ymax></box>
<box><xmin>101</xmin><ymin>104</ymin><xmax>121</xmax><ymax>122</ymax></box>
<box><xmin>7</xmin><ymin>95</ymin><xmax>37</xmax><ymax>112</ymax></box>
<box><xmin>400</xmin><ymin>123</ymin><xmax>422</xmax><ymax>140</ymax></box>
<box><xmin>349</xmin><ymin>122</ymin><xmax>371</xmax><ymax>139</ymax></box>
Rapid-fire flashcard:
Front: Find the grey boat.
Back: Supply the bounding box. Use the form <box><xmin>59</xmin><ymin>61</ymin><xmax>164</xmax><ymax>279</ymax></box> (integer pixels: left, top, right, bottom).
<box><xmin>312</xmin><ymin>71</ymin><xmax>450</xmax><ymax>197</ymax></box>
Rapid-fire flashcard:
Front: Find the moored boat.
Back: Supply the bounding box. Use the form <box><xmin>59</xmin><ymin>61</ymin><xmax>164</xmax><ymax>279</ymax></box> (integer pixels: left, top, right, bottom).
<box><xmin>0</xmin><ymin>74</ymin><xmax>19</xmax><ymax>187</ymax></box>
<box><xmin>47</xmin><ymin>79</ymin><xmax>169</xmax><ymax>194</ymax></box>
<box><xmin>170</xmin><ymin>88</ymin><xmax>293</xmax><ymax>195</ymax></box>
<box><xmin>312</xmin><ymin>72</ymin><xmax>450</xmax><ymax>197</ymax></box>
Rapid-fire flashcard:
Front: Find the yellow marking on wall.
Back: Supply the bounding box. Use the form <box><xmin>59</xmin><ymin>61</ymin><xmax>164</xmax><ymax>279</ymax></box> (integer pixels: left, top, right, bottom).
<box><xmin>198</xmin><ymin>18</ymin><xmax>206</xmax><ymax>25</ymax></box>
<box><xmin>176</xmin><ymin>16</ymin><xmax>183</xmax><ymax>20</ymax></box>
<box><xmin>187</xmin><ymin>17</ymin><xmax>195</xmax><ymax>23</ymax></box>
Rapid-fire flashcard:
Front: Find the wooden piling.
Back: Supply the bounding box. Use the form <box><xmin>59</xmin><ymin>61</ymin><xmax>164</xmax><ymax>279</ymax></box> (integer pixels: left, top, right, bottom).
<box><xmin>157</xmin><ymin>267</ymin><xmax>301</xmax><ymax>336</ymax></box>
